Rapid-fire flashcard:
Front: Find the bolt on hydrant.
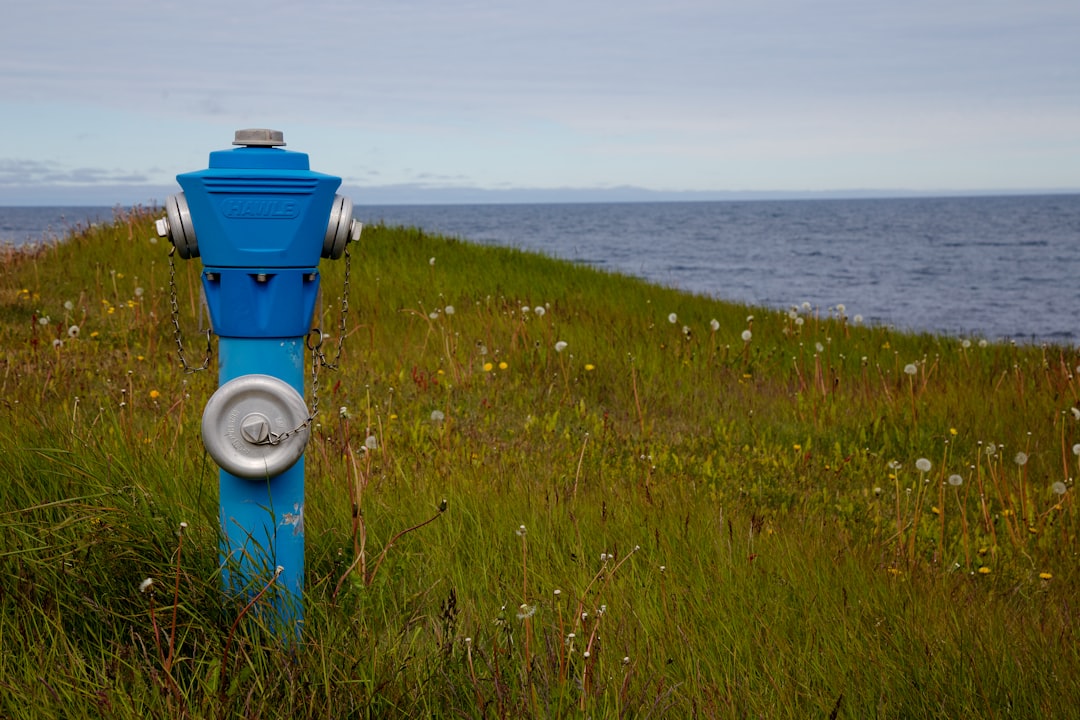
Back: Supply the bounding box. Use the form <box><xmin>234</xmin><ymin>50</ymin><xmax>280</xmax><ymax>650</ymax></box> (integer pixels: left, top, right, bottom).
<box><xmin>156</xmin><ymin>129</ymin><xmax>360</xmax><ymax>637</ymax></box>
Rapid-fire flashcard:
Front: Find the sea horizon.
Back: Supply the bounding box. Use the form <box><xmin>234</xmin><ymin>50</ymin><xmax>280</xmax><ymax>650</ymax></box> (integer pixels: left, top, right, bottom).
<box><xmin>4</xmin><ymin>194</ymin><xmax>1079</xmax><ymax>346</ymax></box>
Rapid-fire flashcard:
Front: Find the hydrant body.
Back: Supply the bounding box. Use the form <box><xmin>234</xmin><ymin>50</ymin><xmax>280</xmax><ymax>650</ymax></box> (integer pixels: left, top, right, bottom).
<box><xmin>159</xmin><ymin>130</ymin><xmax>356</xmax><ymax>636</ymax></box>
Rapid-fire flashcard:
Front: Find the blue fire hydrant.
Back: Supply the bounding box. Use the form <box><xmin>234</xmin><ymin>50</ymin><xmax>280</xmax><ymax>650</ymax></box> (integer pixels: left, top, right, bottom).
<box><xmin>156</xmin><ymin>129</ymin><xmax>359</xmax><ymax>636</ymax></box>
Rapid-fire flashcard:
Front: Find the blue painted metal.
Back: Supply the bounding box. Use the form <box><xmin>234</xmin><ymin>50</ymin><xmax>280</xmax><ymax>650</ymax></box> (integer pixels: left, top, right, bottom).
<box><xmin>174</xmin><ymin>136</ymin><xmax>343</xmax><ymax>638</ymax></box>
<box><xmin>217</xmin><ymin>337</ymin><xmax>307</xmax><ymax>632</ymax></box>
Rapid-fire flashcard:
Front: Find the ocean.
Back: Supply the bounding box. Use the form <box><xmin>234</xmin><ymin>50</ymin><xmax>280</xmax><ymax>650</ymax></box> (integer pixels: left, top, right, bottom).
<box><xmin>4</xmin><ymin>194</ymin><xmax>1079</xmax><ymax>345</ymax></box>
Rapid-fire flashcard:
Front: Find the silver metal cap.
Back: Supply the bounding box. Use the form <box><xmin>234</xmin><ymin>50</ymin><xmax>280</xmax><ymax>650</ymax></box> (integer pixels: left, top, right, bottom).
<box><xmin>201</xmin><ymin>374</ymin><xmax>309</xmax><ymax>478</ymax></box>
<box><xmin>233</xmin><ymin>128</ymin><xmax>286</xmax><ymax>147</ymax></box>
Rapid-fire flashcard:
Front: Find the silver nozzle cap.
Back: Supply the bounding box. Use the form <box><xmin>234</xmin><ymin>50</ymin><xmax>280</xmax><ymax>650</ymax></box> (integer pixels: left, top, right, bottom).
<box><xmin>233</xmin><ymin>128</ymin><xmax>285</xmax><ymax>147</ymax></box>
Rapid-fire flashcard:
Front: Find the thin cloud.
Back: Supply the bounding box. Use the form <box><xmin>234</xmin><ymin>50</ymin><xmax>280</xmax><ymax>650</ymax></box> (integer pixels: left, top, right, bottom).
<box><xmin>0</xmin><ymin>159</ymin><xmax>149</xmax><ymax>187</ymax></box>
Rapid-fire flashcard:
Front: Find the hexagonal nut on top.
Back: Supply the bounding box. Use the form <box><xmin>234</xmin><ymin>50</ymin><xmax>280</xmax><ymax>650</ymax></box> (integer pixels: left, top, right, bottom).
<box><xmin>233</xmin><ymin>129</ymin><xmax>286</xmax><ymax>147</ymax></box>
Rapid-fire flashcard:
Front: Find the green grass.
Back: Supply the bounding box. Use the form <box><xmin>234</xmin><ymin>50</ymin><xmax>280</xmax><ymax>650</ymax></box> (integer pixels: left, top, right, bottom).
<box><xmin>2</xmin><ymin>207</ymin><xmax>1079</xmax><ymax>717</ymax></box>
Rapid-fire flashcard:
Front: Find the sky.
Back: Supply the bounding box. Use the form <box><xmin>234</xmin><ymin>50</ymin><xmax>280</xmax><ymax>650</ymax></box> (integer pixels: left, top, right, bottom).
<box><xmin>1</xmin><ymin>0</ymin><xmax>1079</xmax><ymax>205</ymax></box>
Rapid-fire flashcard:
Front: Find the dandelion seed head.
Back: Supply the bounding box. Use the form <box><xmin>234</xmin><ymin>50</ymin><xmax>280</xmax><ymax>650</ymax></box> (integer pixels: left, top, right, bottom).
<box><xmin>534</xmin><ymin>306</ymin><xmax>546</xmax><ymax>316</ymax></box>
<box><xmin>741</xmin><ymin>329</ymin><xmax>752</xmax><ymax>342</ymax></box>
<box><xmin>139</xmin><ymin>578</ymin><xmax>154</xmax><ymax>593</ymax></box>
<box><xmin>815</xmin><ymin>342</ymin><xmax>825</xmax><ymax>353</ymax></box>
<box><xmin>429</xmin><ymin>257</ymin><xmax>436</xmax><ymax>266</ymax></box>
<box><xmin>554</xmin><ymin>340</ymin><xmax>568</xmax><ymax>353</ymax></box>
<box><xmin>444</xmin><ymin>305</ymin><xmax>455</xmax><ymax>315</ymax></box>
<box><xmin>710</xmin><ymin>318</ymin><xmax>720</xmax><ymax>331</ymax></box>
<box><xmin>904</xmin><ymin>363</ymin><xmax>918</xmax><ymax>376</ymax></box>
<box><xmin>1052</xmin><ymin>481</ymin><xmax>1068</xmax><ymax>495</ymax></box>
<box><xmin>52</xmin><ymin>338</ymin><xmax>62</xmax><ymax>348</ymax></box>
<box><xmin>428</xmin><ymin>311</ymin><xmax>439</xmax><ymax>320</ymax></box>
<box><xmin>430</xmin><ymin>409</ymin><xmax>445</xmax><ymax>423</ymax></box>
<box><xmin>1014</xmin><ymin>452</ymin><xmax>1028</xmax><ymax>466</ymax></box>
<box><xmin>853</xmin><ymin>314</ymin><xmax>863</xmax><ymax>324</ymax></box>
<box><xmin>516</xmin><ymin>524</ymin><xmax>527</xmax><ymax>537</ymax></box>
<box><xmin>978</xmin><ymin>339</ymin><xmax>988</xmax><ymax>348</ymax></box>
<box><xmin>794</xmin><ymin>316</ymin><xmax>804</xmax><ymax>327</ymax></box>
<box><xmin>364</xmin><ymin>435</ymin><xmax>378</xmax><ymax>451</ymax></box>
<box><xmin>667</xmin><ymin>312</ymin><xmax>678</xmax><ymax>324</ymax></box>
<box><xmin>962</xmin><ymin>339</ymin><xmax>971</xmax><ymax>349</ymax></box>
<box><xmin>63</xmin><ymin>300</ymin><xmax>74</xmax><ymax>311</ymax></box>
<box><xmin>801</xmin><ymin>301</ymin><xmax>812</xmax><ymax>312</ymax></box>
<box><xmin>67</xmin><ymin>325</ymin><xmax>80</xmax><ymax>338</ymax></box>
<box><xmin>948</xmin><ymin>474</ymin><xmax>963</xmax><ymax>487</ymax></box>
<box><xmin>915</xmin><ymin>458</ymin><xmax>932</xmax><ymax>473</ymax></box>
<box><xmin>835</xmin><ymin>304</ymin><xmax>845</xmax><ymax>314</ymax></box>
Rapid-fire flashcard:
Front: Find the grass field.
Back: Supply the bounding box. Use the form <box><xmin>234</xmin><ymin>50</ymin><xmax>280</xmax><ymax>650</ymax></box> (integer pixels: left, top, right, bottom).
<box><xmin>2</xmin><ymin>207</ymin><xmax>1078</xmax><ymax>718</ymax></box>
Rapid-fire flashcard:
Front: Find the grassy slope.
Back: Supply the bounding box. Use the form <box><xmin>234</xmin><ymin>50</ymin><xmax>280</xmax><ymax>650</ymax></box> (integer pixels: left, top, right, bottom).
<box><xmin>1</xmin><ymin>208</ymin><xmax>1078</xmax><ymax>718</ymax></box>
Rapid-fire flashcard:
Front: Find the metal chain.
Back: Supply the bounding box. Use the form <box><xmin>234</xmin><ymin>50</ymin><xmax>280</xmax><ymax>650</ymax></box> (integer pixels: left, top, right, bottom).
<box><xmin>168</xmin><ymin>246</ymin><xmax>212</xmax><ymax>373</ymax></box>
<box><xmin>259</xmin><ymin>248</ymin><xmax>352</xmax><ymax>446</ymax></box>
<box><xmin>316</xmin><ymin>243</ymin><xmax>351</xmax><ymax>370</ymax></box>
